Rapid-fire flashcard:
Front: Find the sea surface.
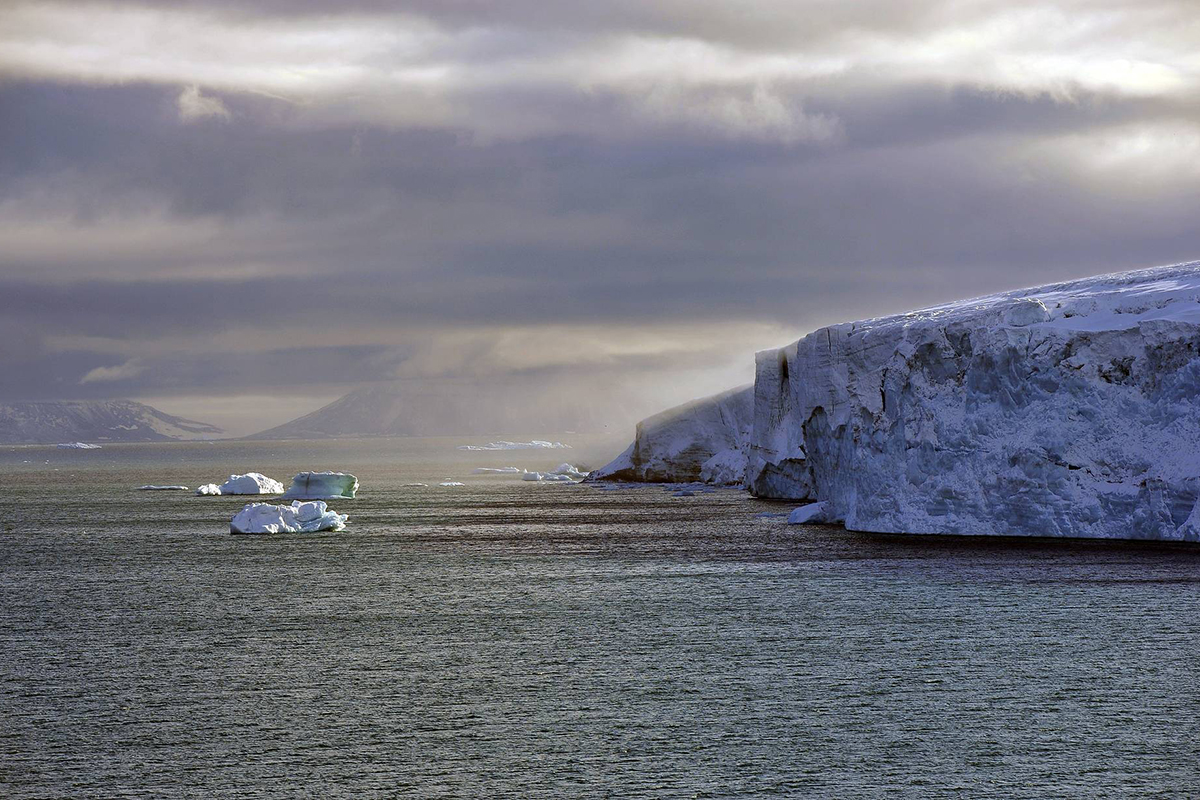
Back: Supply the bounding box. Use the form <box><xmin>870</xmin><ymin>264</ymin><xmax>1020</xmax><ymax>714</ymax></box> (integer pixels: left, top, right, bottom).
<box><xmin>2</xmin><ymin>437</ymin><xmax>1198</xmax><ymax>798</ymax></box>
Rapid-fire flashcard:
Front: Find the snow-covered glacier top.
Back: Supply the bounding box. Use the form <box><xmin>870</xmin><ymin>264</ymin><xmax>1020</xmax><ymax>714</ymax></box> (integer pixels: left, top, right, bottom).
<box><xmin>832</xmin><ymin>261</ymin><xmax>1200</xmax><ymax>338</ymax></box>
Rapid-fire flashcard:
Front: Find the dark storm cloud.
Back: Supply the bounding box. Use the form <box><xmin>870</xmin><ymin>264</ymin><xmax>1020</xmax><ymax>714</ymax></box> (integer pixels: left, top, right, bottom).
<box><xmin>1</xmin><ymin>0</ymin><xmax>1198</xmax><ymax>424</ymax></box>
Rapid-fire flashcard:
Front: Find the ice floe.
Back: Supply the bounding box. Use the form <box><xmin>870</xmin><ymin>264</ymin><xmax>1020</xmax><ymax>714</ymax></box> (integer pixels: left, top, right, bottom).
<box><xmin>471</xmin><ymin>467</ymin><xmax>523</xmax><ymax>474</ymax></box>
<box><xmin>57</xmin><ymin>442</ymin><xmax>101</xmax><ymax>450</ymax></box>
<box><xmin>457</xmin><ymin>440</ymin><xmax>572</xmax><ymax>451</ymax></box>
<box><xmin>138</xmin><ymin>485</ymin><xmax>189</xmax><ymax>491</ymax></box>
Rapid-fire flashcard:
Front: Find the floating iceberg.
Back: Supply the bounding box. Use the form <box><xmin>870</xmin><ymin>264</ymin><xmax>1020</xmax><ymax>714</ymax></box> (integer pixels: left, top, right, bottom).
<box><xmin>195</xmin><ymin>472</ymin><xmax>284</xmax><ymax>496</ymax></box>
<box><xmin>138</xmin><ymin>485</ymin><xmax>188</xmax><ymax>491</ymax></box>
<box><xmin>404</xmin><ymin>482</ymin><xmax>429</xmax><ymax>487</ymax></box>
<box><xmin>521</xmin><ymin>471</ymin><xmax>577</xmax><ymax>482</ymax></box>
<box><xmin>471</xmin><ymin>466</ymin><xmax>523</xmax><ymax>474</ymax></box>
<box><xmin>457</xmin><ymin>440</ymin><xmax>572</xmax><ymax>451</ymax></box>
<box><xmin>787</xmin><ymin>503</ymin><xmax>830</xmax><ymax>525</ymax></box>
<box><xmin>281</xmin><ymin>471</ymin><xmax>358</xmax><ymax>500</ymax></box>
<box><xmin>57</xmin><ymin>442</ymin><xmax>101</xmax><ymax>450</ymax></box>
<box><xmin>439</xmin><ymin>481</ymin><xmax>465</xmax><ymax>487</ymax></box>
<box><xmin>230</xmin><ymin>500</ymin><xmax>348</xmax><ymax>534</ymax></box>
<box><xmin>591</xmin><ymin>385</ymin><xmax>753</xmax><ymax>485</ymax></box>
<box><xmin>548</xmin><ymin>463</ymin><xmax>588</xmax><ymax>479</ymax></box>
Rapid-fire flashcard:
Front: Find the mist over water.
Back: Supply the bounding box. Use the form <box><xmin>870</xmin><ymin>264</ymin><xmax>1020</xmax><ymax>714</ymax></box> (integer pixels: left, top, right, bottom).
<box><xmin>3</xmin><ymin>440</ymin><xmax>1199</xmax><ymax>797</ymax></box>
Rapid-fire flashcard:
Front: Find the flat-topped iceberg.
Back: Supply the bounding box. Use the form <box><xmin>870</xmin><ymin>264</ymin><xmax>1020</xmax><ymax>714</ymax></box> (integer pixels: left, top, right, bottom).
<box><xmin>230</xmin><ymin>500</ymin><xmax>348</xmax><ymax>534</ymax></box>
<box><xmin>604</xmin><ymin>260</ymin><xmax>1200</xmax><ymax>541</ymax></box>
<box><xmin>591</xmin><ymin>385</ymin><xmax>753</xmax><ymax>485</ymax></box>
<box><xmin>195</xmin><ymin>472</ymin><xmax>284</xmax><ymax>496</ymax></box>
<box><xmin>472</xmin><ymin>466</ymin><xmax>523</xmax><ymax>474</ymax></box>
<box><xmin>281</xmin><ymin>471</ymin><xmax>358</xmax><ymax>500</ymax></box>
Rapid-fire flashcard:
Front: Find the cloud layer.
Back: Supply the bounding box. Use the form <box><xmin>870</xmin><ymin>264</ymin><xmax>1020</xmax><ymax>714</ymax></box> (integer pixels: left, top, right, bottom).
<box><xmin>1</xmin><ymin>0</ymin><xmax>1198</xmax><ymax>433</ymax></box>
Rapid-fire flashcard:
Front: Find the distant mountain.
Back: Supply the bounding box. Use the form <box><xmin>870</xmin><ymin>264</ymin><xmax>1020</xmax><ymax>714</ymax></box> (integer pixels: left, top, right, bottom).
<box><xmin>248</xmin><ymin>378</ymin><xmax>631</xmax><ymax>440</ymax></box>
<box><xmin>0</xmin><ymin>400</ymin><xmax>224</xmax><ymax>444</ymax></box>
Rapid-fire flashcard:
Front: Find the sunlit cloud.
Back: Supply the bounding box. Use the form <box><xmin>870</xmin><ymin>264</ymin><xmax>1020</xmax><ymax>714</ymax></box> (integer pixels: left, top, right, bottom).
<box><xmin>176</xmin><ymin>84</ymin><xmax>230</xmax><ymax>121</ymax></box>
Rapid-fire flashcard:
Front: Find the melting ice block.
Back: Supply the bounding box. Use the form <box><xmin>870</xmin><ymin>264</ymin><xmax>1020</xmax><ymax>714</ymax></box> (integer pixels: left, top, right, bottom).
<box><xmin>281</xmin><ymin>471</ymin><xmax>358</xmax><ymax>500</ymax></box>
<box><xmin>787</xmin><ymin>503</ymin><xmax>829</xmax><ymax>525</ymax></box>
<box><xmin>230</xmin><ymin>500</ymin><xmax>348</xmax><ymax>534</ymax></box>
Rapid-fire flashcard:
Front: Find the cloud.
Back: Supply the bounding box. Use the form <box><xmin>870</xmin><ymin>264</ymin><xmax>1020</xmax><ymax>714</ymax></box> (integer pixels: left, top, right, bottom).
<box><xmin>80</xmin><ymin>358</ymin><xmax>145</xmax><ymax>383</ymax></box>
<box><xmin>176</xmin><ymin>84</ymin><xmax>230</xmax><ymax>121</ymax></box>
<box><xmin>0</xmin><ymin>0</ymin><xmax>1198</xmax><ymax>433</ymax></box>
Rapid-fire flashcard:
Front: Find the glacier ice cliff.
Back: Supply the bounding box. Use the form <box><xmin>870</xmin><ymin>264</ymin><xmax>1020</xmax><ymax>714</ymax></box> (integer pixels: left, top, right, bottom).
<box><xmin>591</xmin><ymin>385</ymin><xmax>753</xmax><ymax>485</ymax></box>
<box><xmin>603</xmin><ymin>261</ymin><xmax>1200</xmax><ymax>541</ymax></box>
<box><xmin>230</xmin><ymin>501</ymin><xmax>347</xmax><ymax>534</ymax></box>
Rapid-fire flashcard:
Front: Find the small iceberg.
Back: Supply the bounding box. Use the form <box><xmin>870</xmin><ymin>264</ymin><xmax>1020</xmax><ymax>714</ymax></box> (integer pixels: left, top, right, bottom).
<box><xmin>439</xmin><ymin>481</ymin><xmax>465</xmax><ymax>487</ymax></box>
<box><xmin>230</xmin><ymin>500</ymin><xmax>348</xmax><ymax>534</ymax></box>
<box><xmin>549</xmin><ymin>463</ymin><xmax>588</xmax><ymax>479</ymax></box>
<box><xmin>138</xmin><ymin>485</ymin><xmax>189</xmax><ymax>491</ymax></box>
<box><xmin>57</xmin><ymin>442</ymin><xmax>101</xmax><ymax>450</ymax></box>
<box><xmin>457</xmin><ymin>440</ymin><xmax>571</xmax><ymax>451</ymax></box>
<box><xmin>195</xmin><ymin>472</ymin><xmax>284</xmax><ymax>496</ymax></box>
<box><xmin>281</xmin><ymin>471</ymin><xmax>358</xmax><ymax>500</ymax></box>
<box><xmin>787</xmin><ymin>502</ymin><xmax>830</xmax><ymax>525</ymax></box>
<box><xmin>471</xmin><ymin>466</ymin><xmax>523</xmax><ymax>474</ymax></box>
<box><xmin>404</xmin><ymin>482</ymin><xmax>428</xmax><ymax>487</ymax></box>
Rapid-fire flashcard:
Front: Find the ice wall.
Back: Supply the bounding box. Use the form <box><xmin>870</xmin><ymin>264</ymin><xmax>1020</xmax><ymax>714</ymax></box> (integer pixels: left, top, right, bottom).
<box><xmin>749</xmin><ymin>261</ymin><xmax>1200</xmax><ymax>540</ymax></box>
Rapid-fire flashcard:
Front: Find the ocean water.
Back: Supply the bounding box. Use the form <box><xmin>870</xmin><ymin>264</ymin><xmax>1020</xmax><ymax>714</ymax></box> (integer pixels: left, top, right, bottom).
<box><xmin>2</xmin><ymin>438</ymin><xmax>1199</xmax><ymax>798</ymax></box>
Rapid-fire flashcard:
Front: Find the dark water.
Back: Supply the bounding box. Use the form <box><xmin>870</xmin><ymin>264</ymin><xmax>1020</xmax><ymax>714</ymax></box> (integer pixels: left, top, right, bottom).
<box><xmin>2</xmin><ymin>439</ymin><xmax>1199</xmax><ymax>798</ymax></box>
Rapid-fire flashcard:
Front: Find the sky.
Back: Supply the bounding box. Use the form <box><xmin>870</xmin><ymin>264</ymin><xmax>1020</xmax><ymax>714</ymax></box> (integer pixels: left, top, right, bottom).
<box><xmin>1</xmin><ymin>0</ymin><xmax>1199</xmax><ymax>435</ymax></box>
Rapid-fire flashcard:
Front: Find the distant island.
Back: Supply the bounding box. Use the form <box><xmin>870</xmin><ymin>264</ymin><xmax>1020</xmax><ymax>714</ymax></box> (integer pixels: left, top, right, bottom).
<box><xmin>0</xmin><ymin>400</ymin><xmax>222</xmax><ymax>444</ymax></box>
<box><xmin>247</xmin><ymin>378</ymin><xmax>627</xmax><ymax>440</ymax></box>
